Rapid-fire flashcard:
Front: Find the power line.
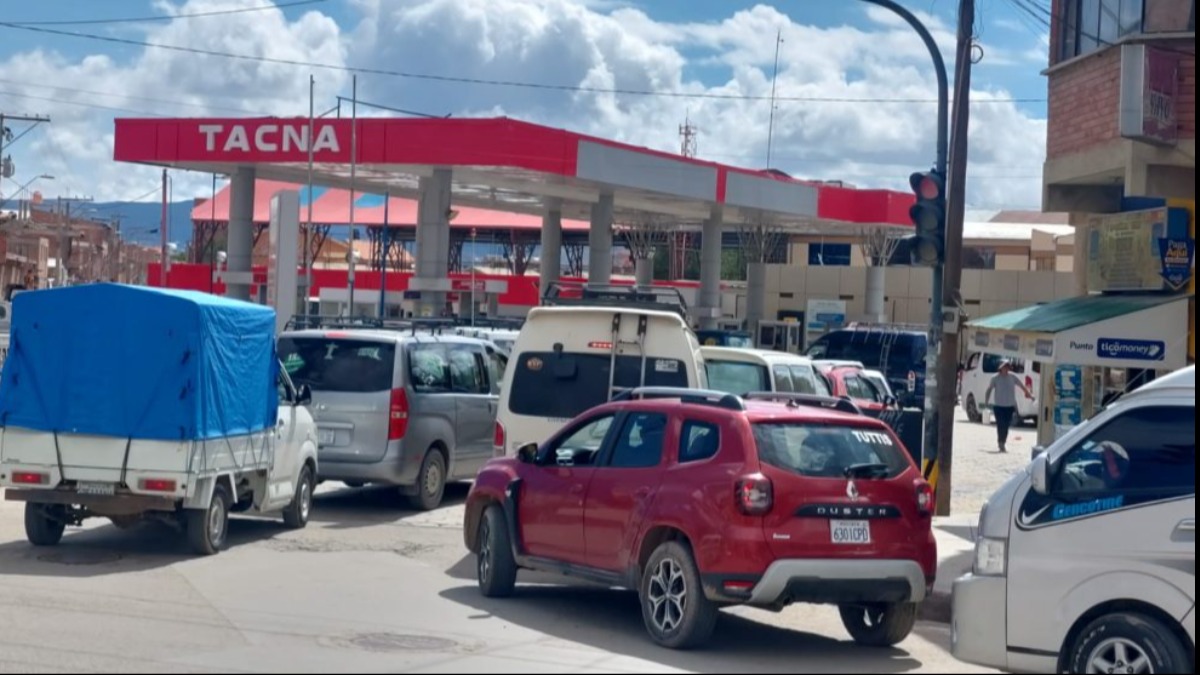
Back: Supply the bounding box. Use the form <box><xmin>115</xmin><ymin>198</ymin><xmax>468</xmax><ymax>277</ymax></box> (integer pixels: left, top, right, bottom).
<box><xmin>0</xmin><ymin>21</ymin><xmax>1047</xmax><ymax>105</ymax></box>
<box><xmin>7</xmin><ymin>0</ymin><xmax>329</xmax><ymax>26</ymax></box>
<box><xmin>0</xmin><ymin>89</ymin><xmax>168</xmax><ymax>116</ymax></box>
<box><xmin>0</xmin><ymin>77</ymin><xmax>271</xmax><ymax>116</ymax></box>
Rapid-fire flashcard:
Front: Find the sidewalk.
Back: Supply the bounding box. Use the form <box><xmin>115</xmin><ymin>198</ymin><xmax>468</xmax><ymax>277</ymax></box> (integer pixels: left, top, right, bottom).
<box><xmin>920</xmin><ymin>514</ymin><xmax>980</xmax><ymax>624</ymax></box>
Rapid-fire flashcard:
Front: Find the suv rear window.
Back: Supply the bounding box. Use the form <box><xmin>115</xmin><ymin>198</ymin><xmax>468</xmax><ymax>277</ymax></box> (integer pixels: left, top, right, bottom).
<box><xmin>752</xmin><ymin>423</ymin><xmax>910</xmax><ymax>479</ymax></box>
<box><xmin>510</xmin><ymin>352</ymin><xmax>688</xmax><ymax>419</ymax></box>
<box><xmin>279</xmin><ymin>337</ymin><xmax>396</xmax><ymax>393</ymax></box>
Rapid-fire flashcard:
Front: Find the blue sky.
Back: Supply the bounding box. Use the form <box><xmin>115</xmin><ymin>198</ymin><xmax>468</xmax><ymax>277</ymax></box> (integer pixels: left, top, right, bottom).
<box><xmin>0</xmin><ymin>0</ymin><xmax>1052</xmax><ymax>208</ymax></box>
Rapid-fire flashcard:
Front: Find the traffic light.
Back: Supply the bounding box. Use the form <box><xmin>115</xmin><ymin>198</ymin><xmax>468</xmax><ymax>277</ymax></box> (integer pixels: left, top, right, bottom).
<box><xmin>903</xmin><ymin>169</ymin><xmax>945</xmax><ymax>266</ymax></box>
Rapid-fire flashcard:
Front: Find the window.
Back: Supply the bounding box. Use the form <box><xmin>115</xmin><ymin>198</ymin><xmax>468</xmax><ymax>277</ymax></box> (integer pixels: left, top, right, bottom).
<box><xmin>753</xmin><ymin>423</ymin><xmax>910</xmax><ymax>479</ymax></box>
<box><xmin>1054</xmin><ymin>405</ymin><xmax>1194</xmax><ymax>497</ymax></box>
<box><xmin>845</xmin><ymin>375</ymin><xmax>882</xmax><ymax>403</ymax></box>
<box><xmin>680</xmin><ymin>421</ymin><xmax>720</xmax><ymax>463</ymax></box>
<box><xmin>808</xmin><ymin>243</ymin><xmax>852</xmax><ymax>267</ymax></box>
<box><xmin>1061</xmin><ymin>0</ymin><xmax>1147</xmax><ymax>60</ymax></box>
<box><xmin>448</xmin><ymin>346</ymin><xmax>488</xmax><ymax>394</ymax></box>
<box><xmin>278</xmin><ymin>338</ymin><xmax>396</xmax><ymax>393</ymax></box>
<box><xmin>509</xmin><ymin>352</ymin><xmax>688</xmax><ymax>419</ymax></box>
<box><xmin>607</xmin><ymin>413</ymin><xmax>668</xmax><ymax>468</ymax></box>
<box><xmin>705</xmin><ymin>361</ymin><xmax>769</xmax><ymax>396</ymax></box>
<box><xmin>772</xmin><ymin>365</ymin><xmax>797</xmax><ymax>393</ymax></box>
<box><xmin>545</xmin><ymin>415</ymin><xmax>615</xmax><ymax>467</ymax></box>
<box><xmin>789</xmin><ymin>365</ymin><xmax>822</xmax><ymax>395</ymax></box>
<box><xmin>276</xmin><ymin>372</ymin><xmax>295</xmax><ymax>404</ymax></box>
<box><xmin>485</xmin><ymin>347</ymin><xmax>508</xmax><ymax>396</ymax></box>
<box><xmin>408</xmin><ymin>344</ymin><xmax>451</xmax><ymax>393</ymax></box>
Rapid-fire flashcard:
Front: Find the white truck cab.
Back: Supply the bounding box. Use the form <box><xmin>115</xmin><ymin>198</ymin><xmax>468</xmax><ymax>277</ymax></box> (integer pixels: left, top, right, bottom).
<box><xmin>953</xmin><ymin>366</ymin><xmax>1195</xmax><ymax>674</ymax></box>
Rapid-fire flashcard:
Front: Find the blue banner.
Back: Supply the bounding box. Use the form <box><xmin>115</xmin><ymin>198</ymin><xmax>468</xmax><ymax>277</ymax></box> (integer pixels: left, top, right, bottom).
<box><xmin>1158</xmin><ymin>238</ymin><xmax>1195</xmax><ymax>291</ymax></box>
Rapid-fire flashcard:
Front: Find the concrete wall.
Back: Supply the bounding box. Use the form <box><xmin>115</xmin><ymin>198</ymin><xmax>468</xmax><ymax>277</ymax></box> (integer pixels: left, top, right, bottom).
<box><xmin>741</xmin><ymin>265</ymin><xmax>1075</xmax><ymax>326</ymax></box>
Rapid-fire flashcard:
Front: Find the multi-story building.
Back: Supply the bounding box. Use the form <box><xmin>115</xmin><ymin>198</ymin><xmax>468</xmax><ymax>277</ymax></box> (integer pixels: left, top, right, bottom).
<box><xmin>1045</xmin><ymin>0</ymin><xmax>1195</xmax><ymax>363</ymax></box>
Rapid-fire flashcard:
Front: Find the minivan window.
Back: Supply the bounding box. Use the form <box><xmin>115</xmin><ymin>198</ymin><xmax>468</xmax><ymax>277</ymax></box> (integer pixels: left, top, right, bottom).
<box><xmin>409</xmin><ymin>344</ymin><xmax>451</xmax><ymax>393</ymax></box>
<box><xmin>705</xmin><ymin>360</ymin><xmax>769</xmax><ymax>395</ymax></box>
<box><xmin>1054</xmin><ymin>405</ymin><xmax>1195</xmax><ymax>497</ymax></box>
<box><xmin>279</xmin><ymin>337</ymin><xmax>395</xmax><ymax>393</ymax></box>
<box><xmin>448</xmin><ymin>345</ymin><xmax>489</xmax><ymax>395</ymax></box>
<box><xmin>509</xmin><ymin>352</ymin><xmax>688</xmax><ymax>419</ymax></box>
<box><xmin>753</xmin><ymin>423</ymin><xmax>909</xmax><ymax>479</ymax></box>
<box><xmin>788</xmin><ymin>365</ymin><xmax>822</xmax><ymax>395</ymax></box>
<box><xmin>773</xmin><ymin>365</ymin><xmax>796</xmax><ymax>393</ymax></box>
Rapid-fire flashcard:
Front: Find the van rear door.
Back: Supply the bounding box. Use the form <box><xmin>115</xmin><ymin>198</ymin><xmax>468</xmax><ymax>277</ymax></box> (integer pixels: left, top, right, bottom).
<box><xmin>279</xmin><ymin>335</ymin><xmax>395</xmax><ymax>464</ymax></box>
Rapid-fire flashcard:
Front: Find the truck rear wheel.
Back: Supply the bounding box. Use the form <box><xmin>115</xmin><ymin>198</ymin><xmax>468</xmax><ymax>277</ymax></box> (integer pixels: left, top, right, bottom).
<box><xmin>25</xmin><ymin>503</ymin><xmax>66</xmax><ymax>547</ymax></box>
<box><xmin>187</xmin><ymin>485</ymin><xmax>230</xmax><ymax>556</ymax></box>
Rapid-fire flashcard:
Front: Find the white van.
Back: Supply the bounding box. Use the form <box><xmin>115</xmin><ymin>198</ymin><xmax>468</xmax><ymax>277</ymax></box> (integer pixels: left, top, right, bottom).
<box><xmin>494</xmin><ymin>306</ymin><xmax>706</xmax><ymax>457</ymax></box>
<box><xmin>960</xmin><ymin>352</ymin><xmax>1041</xmax><ymax>424</ymax></box>
<box><xmin>952</xmin><ymin>366</ymin><xmax>1195</xmax><ymax>674</ymax></box>
<box><xmin>700</xmin><ymin>347</ymin><xmax>831</xmax><ymax>397</ymax></box>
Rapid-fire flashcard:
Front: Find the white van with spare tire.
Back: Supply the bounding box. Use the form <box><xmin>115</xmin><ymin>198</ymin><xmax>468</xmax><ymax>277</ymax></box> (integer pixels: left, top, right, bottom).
<box><xmin>494</xmin><ymin>300</ymin><xmax>706</xmax><ymax>458</ymax></box>
<box><xmin>952</xmin><ymin>365</ymin><xmax>1194</xmax><ymax>674</ymax></box>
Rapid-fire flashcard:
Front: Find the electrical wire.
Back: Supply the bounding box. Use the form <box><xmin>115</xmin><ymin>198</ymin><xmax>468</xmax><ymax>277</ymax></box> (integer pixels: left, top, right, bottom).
<box><xmin>0</xmin><ymin>77</ymin><xmax>271</xmax><ymax>116</ymax></box>
<box><xmin>0</xmin><ymin>21</ymin><xmax>1047</xmax><ymax>105</ymax></box>
<box><xmin>7</xmin><ymin>0</ymin><xmax>329</xmax><ymax>26</ymax></box>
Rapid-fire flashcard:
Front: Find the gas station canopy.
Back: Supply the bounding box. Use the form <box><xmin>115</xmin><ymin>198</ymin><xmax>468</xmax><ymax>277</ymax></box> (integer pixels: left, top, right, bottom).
<box><xmin>115</xmin><ymin>116</ymin><xmax>914</xmax><ymax>231</ymax></box>
<box><xmin>965</xmin><ymin>293</ymin><xmax>1191</xmax><ymax>370</ymax></box>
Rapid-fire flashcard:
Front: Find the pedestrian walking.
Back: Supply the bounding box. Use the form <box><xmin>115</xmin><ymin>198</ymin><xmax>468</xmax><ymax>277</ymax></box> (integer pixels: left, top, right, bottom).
<box><xmin>984</xmin><ymin>360</ymin><xmax>1033</xmax><ymax>453</ymax></box>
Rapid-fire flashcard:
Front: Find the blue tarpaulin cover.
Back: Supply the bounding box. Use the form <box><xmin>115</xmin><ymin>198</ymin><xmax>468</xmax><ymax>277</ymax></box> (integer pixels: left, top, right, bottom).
<box><xmin>0</xmin><ymin>285</ymin><xmax>278</xmax><ymax>441</ymax></box>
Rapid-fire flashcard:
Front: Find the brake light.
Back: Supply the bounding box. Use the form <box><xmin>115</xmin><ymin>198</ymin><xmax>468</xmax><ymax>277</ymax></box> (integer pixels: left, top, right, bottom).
<box><xmin>493</xmin><ymin>421</ymin><xmax>506</xmax><ymax>453</ymax></box>
<box><xmin>389</xmin><ymin>388</ymin><xmax>409</xmax><ymax>440</ymax></box>
<box><xmin>916</xmin><ymin>481</ymin><xmax>934</xmax><ymax>516</ymax></box>
<box><xmin>139</xmin><ymin>478</ymin><xmax>177</xmax><ymax>493</ymax></box>
<box><xmin>736</xmin><ymin>475</ymin><xmax>773</xmax><ymax>516</ymax></box>
<box><xmin>587</xmin><ymin>341</ymin><xmax>614</xmax><ymax>350</ymax></box>
<box><xmin>12</xmin><ymin>471</ymin><xmax>49</xmax><ymax>486</ymax></box>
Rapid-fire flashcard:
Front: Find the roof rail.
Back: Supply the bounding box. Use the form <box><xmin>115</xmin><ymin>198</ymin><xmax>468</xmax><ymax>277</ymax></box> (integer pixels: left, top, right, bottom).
<box><xmin>845</xmin><ymin>322</ymin><xmax>928</xmax><ymax>333</ymax></box>
<box><xmin>284</xmin><ymin>314</ymin><xmax>463</xmax><ymax>335</ymax></box>
<box><xmin>542</xmin><ymin>281</ymin><xmax>690</xmax><ymax>319</ymax></box>
<box><xmin>613</xmin><ymin>387</ymin><xmax>745</xmax><ymax>411</ymax></box>
<box><xmin>742</xmin><ymin>392</ymin><xmax>864</xmax><ymax>416</ymax></box>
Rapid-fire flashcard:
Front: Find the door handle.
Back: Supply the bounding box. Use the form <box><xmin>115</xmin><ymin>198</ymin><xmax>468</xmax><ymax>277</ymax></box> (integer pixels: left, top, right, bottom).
<box><xmin>1179</xmin><ymin>520</ymin><xmax>1195</xmax><ymax>533</ymax></box>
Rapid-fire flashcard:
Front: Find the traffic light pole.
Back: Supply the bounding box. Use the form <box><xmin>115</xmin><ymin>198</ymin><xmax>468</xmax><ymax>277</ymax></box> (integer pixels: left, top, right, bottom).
<box><xmin>860</xmin><ymin>0</ymin><xmax>950</xmax><ymax>511</ymax></box>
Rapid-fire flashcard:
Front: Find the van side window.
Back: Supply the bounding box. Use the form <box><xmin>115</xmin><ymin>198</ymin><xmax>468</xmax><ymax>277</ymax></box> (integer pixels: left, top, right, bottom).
<box><xmin>680</xmin><ymin>421</ymin><xmax>720</xmax><ymax>463</ymax></box>
<box><xmin>408</xmin><ymin>344</ymin><xmax>451</xmax><ymax>393</ymax></box>
<box><xmin>773</xmin><ymin>366</ymin><xmax>796</xmax><ymax>393</ymax></box>
<box><xmin>448</xmin><ymin>345</ymin><xmax>488</xmax><ymax>395</ymax></box>
<box><xmin>789</xmin><ymin>365</ymin><xmax>819</xmax><ymax>395</ymax></box>
<box><xmin>1054</xmin><ymin>405</ymin><xmax>1195</xmax><ymax>498</ymax></box>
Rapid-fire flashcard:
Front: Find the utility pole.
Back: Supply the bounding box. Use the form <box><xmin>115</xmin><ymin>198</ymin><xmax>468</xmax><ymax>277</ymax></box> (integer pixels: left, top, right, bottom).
<box><xmin>765</xmin><ymin>29</ymin><xmax>784</xmax><ymax>169</ymax></box>
<box><xmin>56</xmin><ymin>195</ymin><xmax>93</xmax><ymax>286</ymax></box>
<box><xmin>0</xmin><ymin>112</ymin><xmax>51</xmax><ymax>208</ymax></box>
<box><xmin>160</xmin><ymin>169</ymin><xmax>170</xmax><ymax>287</ymax></box>
<box><xmin>679</xmin><ymin>115</ymin><xmax>698</xmax><ymax>158</ymax></box>
<box><xmin>934</xmin><ymin>0</ymin><xmax>976</xmax><ymax>515</ymax></box>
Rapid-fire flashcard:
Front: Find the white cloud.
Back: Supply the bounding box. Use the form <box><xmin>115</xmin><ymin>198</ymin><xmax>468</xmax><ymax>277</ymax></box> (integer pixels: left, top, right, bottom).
<box><xmin>1</xmin><ymin>0</ymin><xmax>1047</xmax><ymax>210</ymax></box>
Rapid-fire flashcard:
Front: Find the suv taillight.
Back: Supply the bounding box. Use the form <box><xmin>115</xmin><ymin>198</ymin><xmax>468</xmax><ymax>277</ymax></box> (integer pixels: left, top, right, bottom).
<box><xmin>736</xmin><ymin>475</ymin><xmax>773</xmax><ymax>516</ymax></box>
<box><xmin>389</xmin><ymin>388</ymin><xmax>409</xmax><ymax>441</ymax></box>
<box><xmin>916</xmin><ymin>481</ymin><xmax>934</xmax><ymax>516</ymax></box>
<box><xmin>493</xmin><ymin>421</ymin><xmax>506</xmax><ymax>457</ymax></box>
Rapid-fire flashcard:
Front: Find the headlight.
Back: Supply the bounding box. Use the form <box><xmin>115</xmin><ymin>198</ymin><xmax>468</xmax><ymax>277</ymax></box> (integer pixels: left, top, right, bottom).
<box><xmin>974</xmin><ymin>537</ymin><xmax>1007</xmax><ymax>577</ymax></box>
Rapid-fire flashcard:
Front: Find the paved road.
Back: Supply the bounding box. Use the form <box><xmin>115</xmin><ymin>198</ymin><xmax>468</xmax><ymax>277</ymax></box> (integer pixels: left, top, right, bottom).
<box><xmin>0</xmin><ymin>417</ymin><xmax>1010</xmax><ymax>674</ymax></box>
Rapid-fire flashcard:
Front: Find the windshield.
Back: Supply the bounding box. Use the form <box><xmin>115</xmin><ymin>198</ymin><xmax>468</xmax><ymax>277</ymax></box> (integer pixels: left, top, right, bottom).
<box><xmin>705</xmin><ymin>360</ymin><xmax>769</xmax><ymax>395</ymax></box>
<box><xmin>753</xmin><ymin>423</ymin><xmax>911</xmax><ymax>479</ymax></box>
<box><xmin>279</xmin><ymin>337</ymin><xmax>396</xmax><ymax>393</ymax></box>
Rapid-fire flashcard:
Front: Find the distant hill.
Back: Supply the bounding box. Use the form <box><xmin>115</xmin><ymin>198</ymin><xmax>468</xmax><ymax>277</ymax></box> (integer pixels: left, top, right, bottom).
<box><xmin>90</xmin><ymin>201</ymin><xmax>195</xmax><ymax>246</ymax></box>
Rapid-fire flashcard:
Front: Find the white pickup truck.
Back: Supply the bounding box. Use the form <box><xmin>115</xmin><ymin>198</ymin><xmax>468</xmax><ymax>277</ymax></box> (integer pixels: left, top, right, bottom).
<box><xmin>0</xmin><ymin>285</ymin><xmax>319</xmax><ymax>555</ymax></box>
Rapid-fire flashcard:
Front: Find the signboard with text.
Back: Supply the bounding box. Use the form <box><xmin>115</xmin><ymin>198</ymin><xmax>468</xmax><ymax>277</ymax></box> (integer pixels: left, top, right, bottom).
<box><xmin>1087</xmin><ymin>207</ymin><xmax>1193</xmax><ymax>293</ymax></box>
<box><xmin>1120</xmin><ymin>44</ymin><xmax>1179</xmax><ymax>146</ymax></box>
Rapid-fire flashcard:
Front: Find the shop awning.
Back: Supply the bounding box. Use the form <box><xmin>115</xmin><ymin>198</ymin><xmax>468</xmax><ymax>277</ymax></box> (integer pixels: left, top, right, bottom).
<box><xmin>965</xmin><ymin>293</ymin><xmax>1191</xmax><ymax>370</ymax></box>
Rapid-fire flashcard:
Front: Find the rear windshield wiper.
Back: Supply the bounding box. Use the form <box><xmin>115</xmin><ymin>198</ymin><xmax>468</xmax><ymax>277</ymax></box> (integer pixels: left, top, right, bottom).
<box><xmin>844</xmin><ymin>463</ymin><xmax>890</xmax><ymax>480</ymax></box>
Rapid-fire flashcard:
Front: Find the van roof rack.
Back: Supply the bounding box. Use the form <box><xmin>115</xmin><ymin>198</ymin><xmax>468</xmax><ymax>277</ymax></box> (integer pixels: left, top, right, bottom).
<box><xmin>613</xmin><ymin>387</ymin><xmax>745</xmax><ymax>411</ymax></box>
<box><xmin>742</xmin><ymin>392</ymin><xmax>863</xmax><ymax>416</ymax></box>
<box><xmin>542</xmin><ymin>282</ymin><xmax>689</xmax><ymax>319</ymax></box>
<box><xmin>845</xmin><ymin>322</ymin><xmax>928</xmax><ymax>333</ymax></box>
<box><xmin>284</xmin><ymin>315</ymin><xmax>462</xmax><ymax>335</ymax></box>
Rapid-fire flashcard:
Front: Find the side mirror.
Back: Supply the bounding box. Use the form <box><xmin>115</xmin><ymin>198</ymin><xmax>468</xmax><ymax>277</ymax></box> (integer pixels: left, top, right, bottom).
<box><xmin>1030</xmin><ymin>452</ymin><xmax>1051</xmax><ymax>496</ymax></box>
<box><xmin>885</xmin><ymin>395</ymin><xmax>898</xmax><ymax>408</ymax></box>
<box><xmin>1031</xmin><ymin>445</ymin><xmax>1046</xmax><ymax>462</ymax></box>
<box><xmin>516</xmin><ymin>443</ymin><xmax>539</xmax><ymax>465</ymax></box>
<box><xmin>295</xmin><ymin>384</ymin><xmax>313</xmax><ymax>407</ymax></box>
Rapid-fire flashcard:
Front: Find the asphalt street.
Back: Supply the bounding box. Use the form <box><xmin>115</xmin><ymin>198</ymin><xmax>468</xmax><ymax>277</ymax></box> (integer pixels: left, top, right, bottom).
<box><xmin>0</xmin><ymin>414</ymin><xmax>1019</xmax><ymax>674</ymax></box>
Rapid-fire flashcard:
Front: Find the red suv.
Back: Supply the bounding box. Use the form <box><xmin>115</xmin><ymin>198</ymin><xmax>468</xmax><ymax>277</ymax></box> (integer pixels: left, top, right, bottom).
<box><xmin>463</xmin><ymin>387</ymin><xmax>937</xmax><ymax>650</ymax></box>
<box><xmin>818</xmin><ymin>365</ymin><xmax>895</xmax><ymax>414</ymax></box>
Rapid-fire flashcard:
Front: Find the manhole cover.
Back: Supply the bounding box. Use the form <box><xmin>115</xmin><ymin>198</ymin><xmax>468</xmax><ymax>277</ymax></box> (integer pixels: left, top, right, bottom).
<box><xmin>332</xmin><ymin>633</ymin><xmax>458</xmax><ymax>653</ymax></box>
<box><xmin>37</xmin><ymin>550</ymin><xmax>123</xmax><ymax>566</ymax></box>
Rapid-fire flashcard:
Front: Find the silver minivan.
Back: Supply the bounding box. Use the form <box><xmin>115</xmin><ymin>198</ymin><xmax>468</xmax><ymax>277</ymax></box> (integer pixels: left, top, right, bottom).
<box><xmin>278</xmin><ymin>330</ymin><xmax>506</xmax><ymax>510</ymax></box>
<box><xmin>953</xmin><ymin>366</ymin><xmax>1194</xmax><ymax>674</ymax></box>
